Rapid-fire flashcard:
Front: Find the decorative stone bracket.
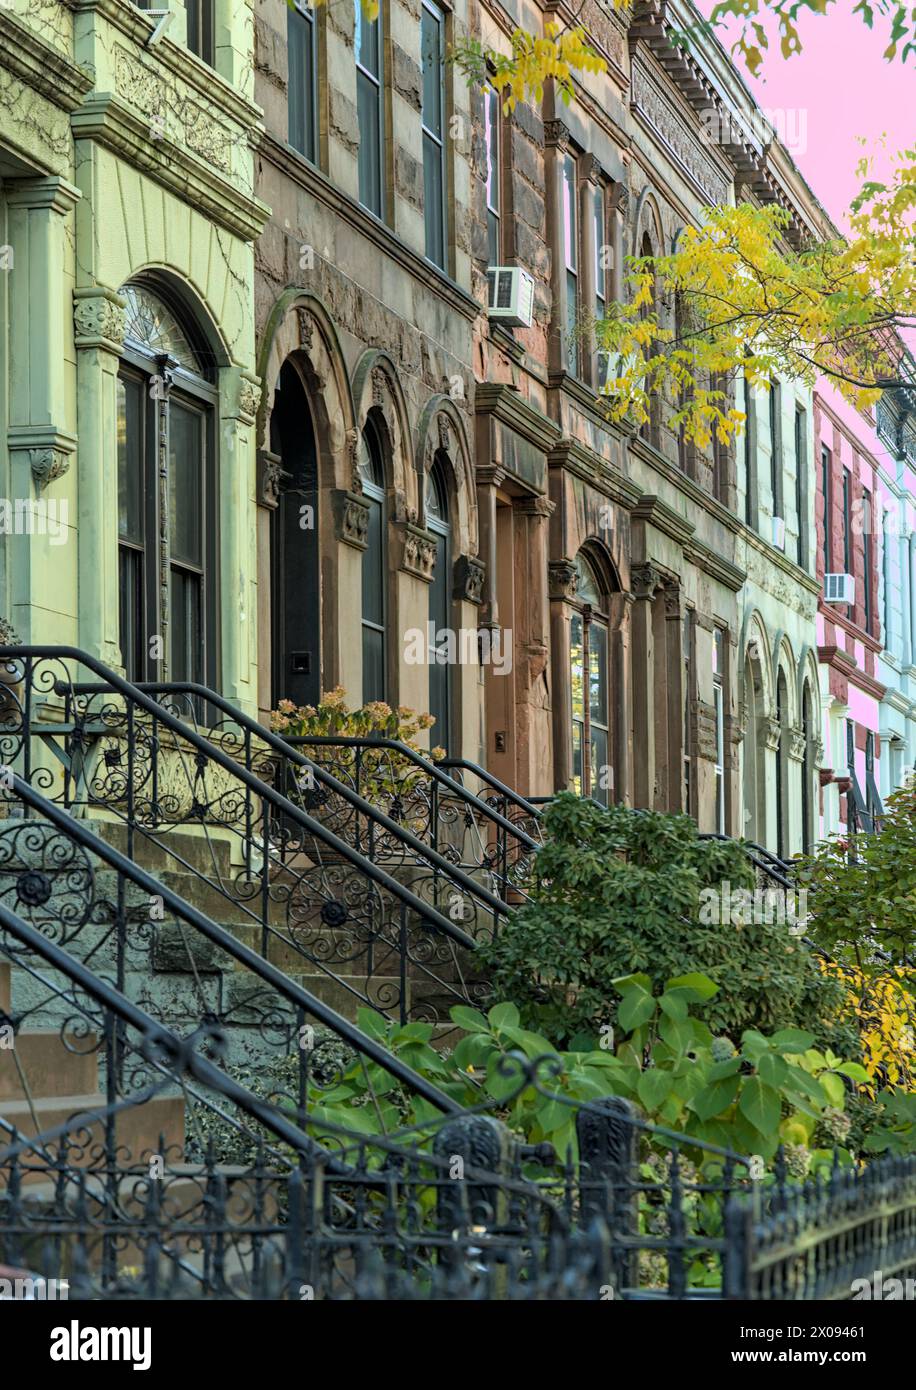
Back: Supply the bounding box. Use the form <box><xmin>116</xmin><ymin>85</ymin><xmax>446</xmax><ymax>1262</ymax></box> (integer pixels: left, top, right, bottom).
<box><xmin>393</xmin><ymin>520</ymin><xmax>437</xmax><ymax>581</ymax></box>
<box><xmin>453</xmin><ymin>554</ymin><xmax>485</xmax><ymax>605</ymax></box>
<box><xmin>332</xmin><ymin>489</ymin><xmax>370</xmax><ymax>551</ymax></box>
<box><xmin>8</xmin><ymin>426</ymin><xmax>77</xmax><ymax>491</ymax></box>
<box><xmin>73</xmin><ymin>285</ymin><xmax>126</xmax><ymax>354</ymax></box>
<box><xmin>256</xmin><ymin>449</ymin><xmax>287</xmax><ymax>510</ymax></box>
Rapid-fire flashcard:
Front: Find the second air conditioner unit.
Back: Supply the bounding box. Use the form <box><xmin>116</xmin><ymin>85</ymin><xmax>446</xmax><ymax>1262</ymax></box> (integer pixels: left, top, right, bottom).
<box><xmin>771</xmin><ymin>516</ymin><xmax>786</xmax><ymax>551</ymax></box>
<box><xmin>824</xmin><ymin>572</ymin><xmax>855</xmax><ymax>605</ymax></box>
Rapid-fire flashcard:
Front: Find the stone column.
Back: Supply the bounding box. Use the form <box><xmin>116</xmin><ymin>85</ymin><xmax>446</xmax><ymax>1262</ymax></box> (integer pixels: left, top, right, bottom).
<box><xmin>663</xmin><ymin>580</ymin><xmax>684</xmax><ymax>813</ymax></box>
<box><xmin>6</xmin><ymin>177</ymin><xmax>80</xmax><ymax>644</ymax></box>
<box><xmin>72</xmin><ymin>284</ymin><xmax>127</xmax><ymax>666</ymax></box>
<box><xmin>255</xmin><ymin>447</ymin><xmax>285</xmax><ymax>717</ymax></box>
<box><xmin>759</xmin><ymin>714</ymin><xmax>782</xmax><ymax>850</ymax></box>
<box><xmin>475</xmin><ymin>466</ymin><xmax>504</xmax><ymax>632</ymax></box>
<box><xmin>608</xmin><ymin>182</ymin><xmax>629</xmax><ymax>305</ymax></box>
<box><xmin>548</xmin><ymin>558</ymin><xmax>578</xmax><ymax>792</ymax></box>
<box><xmin>607</xmin><ymin>590</ymin><xmax>634</xmax><ymax>805</ymax></box>
<box><xmin>513</xmin><ymin>494</ymin><xmax>554</xmax><ymax>797</ymax></box>
<box><xmin>630</xmin><ymin>563</ymin><xmax>663</xmax><ymax>809</ymax></box>
<box><xmin>544</xmin><ymin>119</ymin><xmax>571</xmax><ymax>376</ymax></box>
<box><xmin>221</xmin><ymin>368</ymin><xmax>261</xmax><ymax>710</ymax></box>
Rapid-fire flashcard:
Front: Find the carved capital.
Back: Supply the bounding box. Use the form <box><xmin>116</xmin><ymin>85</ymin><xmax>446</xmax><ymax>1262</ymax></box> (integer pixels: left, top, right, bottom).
<box><xmin>296</xmin><ymin>306</ymin><xmax>314</xmax><ymax>351</ymax></box>
<box><xmin>73</xmin><ymin>286</ymin><xmax>126</xmax><ymax>353</ymax></box>
<box><xmin>453</xmin><ymin>554</ymin><xmax>485</xmax><ymax>605</ymax></box>
<box><xmin>608</xmin><ymin>181</ymin><xmax>630</xmax><ymax>218</ymax></box>
<box><xmin>332</xmin><ymin>489</ymin><xmax>371</xmax><ymax>550</ymax></box>
<box><xmin>662</xmin><ymin>581</ymin><xmax>682</xmax><ymax>620</ymax></box>
<box><xmin>548</xmin><ymin>558</ymin><xmax>578</xmax><ymax>601</ymax></box>
<box><xmin>516</xmin><ymin>495</ymin><xmax>554</xmax><ymax>519</ymax></box>
<box><xmin>544</xmin><ymin>118</ymin><xmax>571</xmax><ymax>151</ymax></box>
<box><xmin>630</xmin><ymin>562</ymin><xmax>664</xmax><ymax>601</ymax></box>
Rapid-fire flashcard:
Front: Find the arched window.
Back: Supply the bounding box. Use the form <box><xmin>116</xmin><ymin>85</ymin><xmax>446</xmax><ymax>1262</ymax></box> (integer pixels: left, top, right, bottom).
<box><xmin>570</xmin><ymin>551</ymin><xmax>610</xmax><ymax>805</ymax></box>
<box><xmin>427</xmin><ymin>459</ymin><xmax>451</xmax><ymax>750</ymax></box>
<box><xmin>116</xmin><ymin>282</ymin><xmax>217</xmax><ymax>688</ymax></box>
<box><xmin>358</xmin><ymin>422</ymin><xmax>387</xmax><ymax>702</ymax></box>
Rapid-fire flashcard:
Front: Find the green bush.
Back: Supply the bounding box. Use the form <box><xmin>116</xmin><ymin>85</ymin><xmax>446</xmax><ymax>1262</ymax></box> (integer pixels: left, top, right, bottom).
<box><xmin>478</xmin><ymin>793</ymin><xmax>847</xmax><ymax>1046</ymax></box>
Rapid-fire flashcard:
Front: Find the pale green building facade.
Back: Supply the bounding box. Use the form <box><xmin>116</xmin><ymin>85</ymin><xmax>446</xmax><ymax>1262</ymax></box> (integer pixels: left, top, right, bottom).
<box><xmin>0</xmin><ymin>0</ymin><xmax>267</xmax><ymax>712</ymax></box>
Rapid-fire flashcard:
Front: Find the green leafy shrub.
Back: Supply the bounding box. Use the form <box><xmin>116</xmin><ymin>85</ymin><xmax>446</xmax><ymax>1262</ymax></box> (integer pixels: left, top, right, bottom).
<box><xmin>477</xmin><ymin>793</ymin><xmax>845</xmax><ymax>1045</ymax></box>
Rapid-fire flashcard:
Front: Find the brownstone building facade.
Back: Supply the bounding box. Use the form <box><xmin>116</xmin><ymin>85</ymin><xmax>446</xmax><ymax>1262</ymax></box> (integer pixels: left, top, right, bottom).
<box><xmin>248</xmin><ymin>0</ymin><xmax>829</xmax><ymax>840</ymax></box>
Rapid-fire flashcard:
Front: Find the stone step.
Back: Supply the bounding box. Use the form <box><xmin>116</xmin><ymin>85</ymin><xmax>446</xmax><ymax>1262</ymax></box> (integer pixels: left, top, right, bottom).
<box><xmin>0</xmin><ymin>1093</ymin><xmax>184</xmax><ymax>1175</ymax></box>
<box><xmin>0</xmin><ymin>1031</ymin><xmax>99</xmax><ymax>1101</ymax></box>
<box><xmin>84</xmin><ymin>818</ymin><xmax>233</xmax><ymax>877</ymax></box>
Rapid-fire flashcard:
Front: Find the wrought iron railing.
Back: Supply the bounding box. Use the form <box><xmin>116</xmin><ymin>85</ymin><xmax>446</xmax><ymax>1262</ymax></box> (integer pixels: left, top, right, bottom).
<box><xmin>3</xmin><ymin>851</ymin><xmax>912</xmax><ymax>1301</ymax></box>
<box><xmin>0</xmin><ymin>647</ymin><xmax>498</xmax><ymax>1025</ymax></box>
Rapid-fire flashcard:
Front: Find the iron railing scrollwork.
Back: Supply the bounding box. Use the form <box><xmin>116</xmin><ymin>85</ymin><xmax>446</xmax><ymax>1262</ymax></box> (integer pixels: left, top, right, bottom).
<box><xmin>0</xmin><ymin>647</ymin><xmax>499</xmax><ymax>1027</ymax></box>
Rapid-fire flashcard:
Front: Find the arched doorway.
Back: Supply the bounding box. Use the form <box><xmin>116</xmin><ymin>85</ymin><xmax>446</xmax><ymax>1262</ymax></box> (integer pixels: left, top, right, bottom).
<box><xmin>269</xmin><ymin>358</ymin><xmax>320</xmax><ymax>709</ymax></box>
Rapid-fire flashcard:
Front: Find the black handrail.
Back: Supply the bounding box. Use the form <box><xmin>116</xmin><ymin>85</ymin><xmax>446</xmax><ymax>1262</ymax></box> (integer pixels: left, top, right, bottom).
<box><xmin>57</xmin><ymin>676</ymin><xmax>519</xmax><ymax>919</ymax></box>
<box><xmin>1</xmin><ymin>768</ymin><xmax>461</xmax><ymax>1116</ymax></box>
<box><xmin>0</xmin><ymin>646</ymin><xmax>477</xmax><ymax>955</ymax></box>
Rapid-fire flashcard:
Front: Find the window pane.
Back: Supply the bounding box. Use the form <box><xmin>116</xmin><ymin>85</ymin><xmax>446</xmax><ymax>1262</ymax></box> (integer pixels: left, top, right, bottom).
<box><xmin>117</xmin><ymin>376</ymin><xmax>144</xmax><ymax>543</ymax></box>
<box><xmin>169</xmin><ymin>401</ymin><xmax>204</xmax><ymax>568</ymax></box>
<box><xmin>421</xmin><ymin>5</ymin><xmax>442</xmax><ymax>136</ymax></box>
<box><xmin>423</xmin><ymin>133</ymin><xmax>444</xmax><ymax>266</ymax></box>
<box><xmin>563</xmin><ymin>156</ymin><xmax>577</xmax><ymax>270</ymax></box>
<box><xmin>357</xmin><ymin>69</ymin><xmax>383</xmax><ymax>216</ymax></box>
<box><xmin>354</xmin><ymin>0</ymin><xmax>380</xmax><ymax>76</ymax></box>
<box><xmin>288</xmin><ymin>7</ymin><xmax>316</xmax><ymax>161</ymax></box>
<box><xmin>186</xmin><ymin>0</ymin><xmax>214</xmax><ymax>66</ymax></box>
<box><xmin>169</xmin><ymin>568</ymin><xmax>203</xmax><ymax>686</ymax></box>
<box><xmin>570</xmin><ymin>613</ymin><xmax>584</xmax><ymax>719</ymax></box>
<box><xmin>571</xmin><ymin>721</ymin><xmax>583</xmax><ymax>796</ymax></box>
<box><xmin>566</xmin><ymin>269</ymin><xmax>578</xmax><ymax>376</ymax></box>
<box><xmin>591</xmin><ymin>727</ymin><xmax>609</xmax><ymax>804</ymax></box>
<box><xmin>119</xmin><ymin>549</ymin><xmax>143</xmax><ymax>683</ymax></box>
<box><xmin>362</xmin><ymin>494</ymin><xmax>384</xmax><ymax>626</ymax></box>
<box><xmin>589</xmin><ymin>623</ymin><xmax>608</xmax><ymax>727</ymax></box>
<box><xmin>593</xmin><ymin>187</ymin><xmax>605</xmax><ymax>301</ymax></box>
<box><xmin>362</xmin><ymin>626</ymin><xmax>385</xmax><ymax>704</ymax></box>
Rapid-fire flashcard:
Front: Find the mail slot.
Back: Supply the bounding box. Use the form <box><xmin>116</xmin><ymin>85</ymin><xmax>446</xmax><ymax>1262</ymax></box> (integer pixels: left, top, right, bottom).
<box><xmin>290</xmin><ymin>652</ymin><xmax>311</xmax><ymax>675</ymax></box>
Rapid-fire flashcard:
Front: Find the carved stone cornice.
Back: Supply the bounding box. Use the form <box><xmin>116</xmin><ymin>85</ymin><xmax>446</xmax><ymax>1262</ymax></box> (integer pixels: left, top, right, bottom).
<box><xmin>0</xmin><ymin>13</ymin><xmax>94</xmax><ymax>114</ymax></box>
<box><xmin>453</xmin><ymin>555</ymin><xmax>485</xmax><ymax>605</ymax></box>
<box><xmin>548</xmin><ymin>559</ymin><xmax>578</xmax><ymax>602</ymax></box>
<box><xmin>332</xmin><ymin>490</ymin><xmax>371</xmax><ymax>551</ymax></box>
<box><xmin>608</xmin><ymin>181</ymin><xmax>630</xmax><ymax>218</ymax></box>
<box><xmin>70</xmin><ymin>95</ymin><xmax>269</xmax><ymax>242</ymax></box>
<box><xmin>73</xmin><ymin>286</ymin><xmax>127</xmax><ymax>353</ymax></box>
<box><xmin>630</xmin><ymin>57</ymin><xmax>731</xmax><ymax>208</ymax></box>
<box><xmin>256</xmin><ymin>450</ymin><xmax>287</xmax><ymax>511</ymax></box>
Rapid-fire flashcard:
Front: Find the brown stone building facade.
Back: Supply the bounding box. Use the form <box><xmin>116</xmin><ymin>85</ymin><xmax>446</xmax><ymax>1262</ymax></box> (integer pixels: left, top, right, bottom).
<box><xmin>249</xmin><ymin>0</ymin><xmax>829</xmax><ymax>841</ymax></box>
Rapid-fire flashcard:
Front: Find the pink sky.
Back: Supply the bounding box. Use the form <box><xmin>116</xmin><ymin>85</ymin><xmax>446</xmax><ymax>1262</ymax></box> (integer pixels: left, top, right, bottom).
<box><xmin>698</xmin><ymin>5</ymin><xmax>914</xmax><ymax>229</ymax></box>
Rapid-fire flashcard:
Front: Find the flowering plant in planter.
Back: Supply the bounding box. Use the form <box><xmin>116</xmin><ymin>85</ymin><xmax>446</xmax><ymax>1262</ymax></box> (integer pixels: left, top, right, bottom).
<box><xmin>270</xmin><ymin>688</ymin><xmax>446</xmax><ymax>832</ymax></box>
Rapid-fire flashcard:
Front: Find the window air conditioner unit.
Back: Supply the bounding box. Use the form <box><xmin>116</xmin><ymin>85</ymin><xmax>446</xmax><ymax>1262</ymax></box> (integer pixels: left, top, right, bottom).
<box><xmin>487</xmin><ymin>266</ymin><xmax>535</xmax><ymax>328</ymax></box>
<box><xmin>824</xmin><ymin>573</ymin><xmax>855</xmax><ymax>605</ymax></box>
<box><xmin>771</xmin><ymin>515</ymin><xmax>786</xmax><ymax>550</ymax></box>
